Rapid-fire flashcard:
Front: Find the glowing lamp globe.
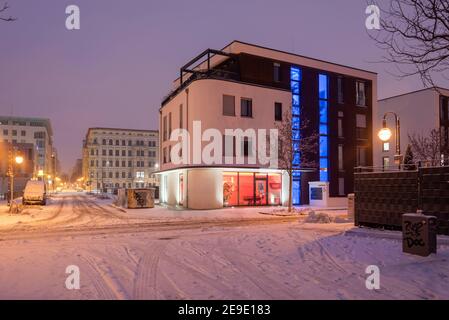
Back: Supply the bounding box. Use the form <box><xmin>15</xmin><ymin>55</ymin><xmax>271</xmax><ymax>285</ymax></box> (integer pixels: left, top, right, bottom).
<box><xmin>378</xmin><ymin>128</ymin><xmax>392</xmax><ymax>142</ymax></box>
<box><xmin>15</xmin><ymin>156</ymin><xmax>24</xmax><ymax>164</ymax></box>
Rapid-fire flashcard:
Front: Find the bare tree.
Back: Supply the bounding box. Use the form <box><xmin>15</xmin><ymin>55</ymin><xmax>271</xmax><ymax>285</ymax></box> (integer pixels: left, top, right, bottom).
<box><xmin>408</xmin><ymin>129</ymin><xmax>442</xmax><ymax>166</ymax></box>
<box><xmin>0</xmin><ymin>2</ymin><xmax>16</xmax><ymax>22</ymax></box>
<box><xmin>370</xmin><ymin>0</ymin><xmax>449</xmax><ymax>87</ymax></box>
<box><xmin>276</xmin><ymin>110</ymin><xmax>318</xmax><ymax>212</ymax></box>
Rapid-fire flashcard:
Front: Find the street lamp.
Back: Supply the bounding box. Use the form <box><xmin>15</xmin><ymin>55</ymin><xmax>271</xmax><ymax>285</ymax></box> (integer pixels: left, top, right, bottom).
<box><xmin>378</xmin><ymin>112</ymin><xmax>402</xmax><ymax>169</ymax></box>
<box><xmin>8</xmin><ymin>148</ymin><xmax>24</xmax><ymax>212</ymax></box>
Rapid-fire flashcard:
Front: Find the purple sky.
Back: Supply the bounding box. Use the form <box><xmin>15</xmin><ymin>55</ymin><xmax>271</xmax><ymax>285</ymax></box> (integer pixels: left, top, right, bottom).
<box><xmin>0</xmin><ymin>0</ymin><xmax>433</xmax><ymax>172</ymax></box>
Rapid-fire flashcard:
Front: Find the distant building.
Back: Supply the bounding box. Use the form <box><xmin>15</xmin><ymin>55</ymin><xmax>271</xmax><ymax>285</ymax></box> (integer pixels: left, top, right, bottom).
<box><xmin>0</xmin><ymin>141</ymin><xmax>35</xmax><ymax>199</ymax></box>
<box><xmin>374</xmin><ymin>87</ymin><xmax>449</xmax><ymax>168</ymax></box>
<box><xmin>82</xmin><ymin>128</ymin><xmax>159</xmax><ymax>192</ymax></box>
<box><xmin>0</xmin><ymin>116</ymin><xmax>56</xmax><ymax>179</ymax></box>
<box><xmin>70</xmin><ymin>159</ymin><xmax>83</xmax><ymax>182</ymax></box>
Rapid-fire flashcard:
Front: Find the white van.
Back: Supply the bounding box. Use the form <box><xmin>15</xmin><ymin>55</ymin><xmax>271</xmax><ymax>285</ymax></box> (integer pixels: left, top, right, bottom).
<box><xmin>23</xmin><ymin>180</ymin><xmax>47</xmax><ymax>205</ymax></box>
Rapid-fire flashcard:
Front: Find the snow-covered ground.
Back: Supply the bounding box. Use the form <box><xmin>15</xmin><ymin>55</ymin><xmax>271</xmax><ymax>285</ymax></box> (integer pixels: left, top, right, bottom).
<box><xmin>0</xmin><ymin>193</ymin><xmax>448</xmax><ymax>299</ymax></box>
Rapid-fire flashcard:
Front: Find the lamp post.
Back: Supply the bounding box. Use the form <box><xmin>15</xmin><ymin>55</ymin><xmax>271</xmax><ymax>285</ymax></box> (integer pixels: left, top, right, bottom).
<box><xmin>8</xmin><ymin>146</ymin><xmax>24</xmax><ymax>212</ymax></box>
<box><xmin>378</xmin><ymin>112</ymin><xmax>402</xmax><ymax>169</ymax></box>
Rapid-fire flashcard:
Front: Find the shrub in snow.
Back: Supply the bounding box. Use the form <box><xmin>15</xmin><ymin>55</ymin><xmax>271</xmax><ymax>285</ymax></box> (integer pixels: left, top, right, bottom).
<box><xmin>305</xmin><ymin>211</ymin><xmax>332</xmax><ymax>224</ymax></box>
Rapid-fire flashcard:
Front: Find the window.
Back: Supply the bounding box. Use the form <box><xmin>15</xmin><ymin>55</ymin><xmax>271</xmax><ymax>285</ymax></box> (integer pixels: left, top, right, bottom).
<box><xmin>273</xmin><ymin>62</ymin><xmax>281</xmax><ymax>82</ymax></box>
<box><xmin>12</xmin><ymin>130</ymin><xmax>17</xmax><ymax>136</ymax></box>
<box><xmin>102</xmin><ymin>139</ymin><xmax>106</xmax><ymax>145</ymax></box>
<box><xmin>115</xmin><ymin>160</ymin><xmax>119</xmax><ymax>167</ymax></box>
<box><xmin>356</xmin><ymin>81</ymin><xmax>366</xmax><ymax>106</ymax></box>
<box><xmin>274</xmin><ymin>102</ymin><xmax>282</xmax><ymax>121</ymax></box>
<box><xmin>242</xmin><ymin>137</ymin><xmax>252</xmax><ymax>157</ymax></box>
<box><xmin>338</xmin><ymin>178</ymin><xmax>345</xmax><ymax>196</ymax></box>
<box><xmin>122</xmin><ymin>140</ymin><xmax>126</xmax><ymax>146</ymax></box>
<box><xmin>382</xmin><ymin>156</ymin><xmax>390</xmax><ymax>169</ymax></box>
<box><xmin>440</xmin><ymin>96</ymin><xmax>449</xmax><ymax>121</ymax></box>
<box><xmin>163</xmin><ymin>116</ymin><xmax>167</xmax><ymax>141</ymax></box>
<box><xmin>122</xmin><ymin>160</ymin><xmax>126</xmax><ymax>167</ymax></box>
<box><xmin>337</xmin><ymin>77</ymin><xmax>344</xmax><ymax>104</ymax></box>
<box><xmin>356</xmin><ymin>114</ymin><xmax>367</xmax><ymax>128</ymax></box>
<box><xmin>102</xmin><ymin>149</ymin><xmax>106</xmax><ymax>156</ymax></box>
<box><xmin>179</xmin><ymin>104</ymin><xmax>183</xmax><ymax>128</ymax></box>
<box><xmin>21</xmin><ymin>130</ymin><xmax>26</xmax><ymax>137</ymax></box>
<box><xmin>356</xmin><ymin>146</ymin><xmax>367</xmax><ymax>166</ymax></box>
<box><xmin>356</xmin><ymin>114</ymin><xmax>367</xmax><ymax>140</ymax></box>
<box><xmin>383</xmin><ymin>142</ymin><xmax>390</xmax><ymax>152</ymax></box>
<box><xmin>319</xmin><ymin>74</ymin><xmax>329</xmax><ymax>182</ymax></box>
<box><xmin>109</xmin><ymin>139</ymin><xmax>113</xmax><ymax>145</ymax></box>
<box><xmin>338</xmin><ymin>118</ymin><xmax>344</xmax><ymax>138</ymax></box>
<box><xmin>223</xmin><ymin>95</ymin><xmax>235</xmax><ymax>116</ymax></box>
<box><xmin>168</xmin><ymin>112</ymin><xmax>172</xmax><ymax>140</ymax></box>
<box><xmin>3</xmin><ymin>129</ymin><xmax>8</xmax><ymax>135</ymax></box>
<box><xmin>241</xmin><ymin>98</ymin><xmax>253</xmax><ymax>117</ymax></box>
<box><xmin>136</xmin><ymin>172</ymin><xmax>144</xmax><ymax>179</ymax></box>
<box><xmin>122</xmin><ymin>150</ymin><xmax>126</xmax><ymax>156</ymax></box>
<box><xmin>338</xmin><ymin>145</ymin><xmax>344</xmax><ymax>171</ymax></box>
<box><xmin>163</xmin><ymin>147</ymin><xmax>167</xmax><ymax>163</ymax></box>
<box><xmin>115</xmin><ymin>140</ymin><xmax>119</xmax><ymax>146</ymax></box>
<box><xmin>115</xmin><ymin>150</ymin><xmax>119</xmax><ymax>156</ymax></box>
<box><xmin>115</xmin><ymin>172</ymin><xmax>119</xmax><ymax>178</ymax></box>
<box><xmin>223</xmin><ymin>135</ymin><xmax>235</xmax><ymax>157</ymax></box>
<box><xmin>128</xmin><ymin>150</ymin><xmax>132</xmax><ymax>157</ymax></box>
<box><xmin>109</xmin><ymin>150</ymin><xmax>113</xmax><ymax>156</ymax></box>
<box><xmin>90</xmin><ymin>149</ymin><xmax>94</xmax><ymax>156</ymax></box>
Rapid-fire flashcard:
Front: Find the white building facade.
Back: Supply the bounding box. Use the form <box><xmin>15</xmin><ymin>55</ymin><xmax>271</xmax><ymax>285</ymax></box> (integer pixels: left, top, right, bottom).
<box><xmin>374</xmin><ymin>87</ymin><xmax>449</xmax><ymax>168</ymax></box>
<box><xmin>82</xmin><ymin>128</ymin><xmax>159</xmax><ymax>192</ymax></box>
<box><xmin>158</xmin><ymin>41</ymin><xmax>377</xmax><ymax>209</ymax></box>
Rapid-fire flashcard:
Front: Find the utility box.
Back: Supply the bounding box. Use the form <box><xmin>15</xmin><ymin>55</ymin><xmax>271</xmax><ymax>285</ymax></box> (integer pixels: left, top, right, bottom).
<box><xmin>402</xmin><ymin>213</ymin><xmax>437</xmax><ymax>256</ymax></box>
<box><xmin>347</xmin><ymin>193</ymin><xmax>355</xmax><ymax>221</ymax></box>
<box><xmin>308</xmin><ymin>181</ymin><xmax>329</xmax><ymax>207</ymax></box>
<box><xmin>127</xmin><ymin>188</ymin><xmax>155</xmax><ymax>209</ymax></box>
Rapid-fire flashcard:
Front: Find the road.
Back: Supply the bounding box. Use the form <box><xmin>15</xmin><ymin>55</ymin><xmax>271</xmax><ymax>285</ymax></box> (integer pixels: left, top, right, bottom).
<box><xmin>0</xmin><ymin>193</ymin><xmax>448</xmax><ymax>300</ymax></box>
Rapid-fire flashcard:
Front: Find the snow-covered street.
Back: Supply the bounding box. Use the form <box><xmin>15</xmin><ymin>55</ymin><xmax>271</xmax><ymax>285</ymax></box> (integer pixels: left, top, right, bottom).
<box><xmin>0</xmin><ymin>193</ymin><xmax>448</xmax><ymax>300</ymax></box>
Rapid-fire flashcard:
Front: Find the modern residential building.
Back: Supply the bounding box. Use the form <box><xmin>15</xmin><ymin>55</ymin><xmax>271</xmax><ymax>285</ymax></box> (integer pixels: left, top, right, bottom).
<box><xmin>82</xmin><ymin>127</ymin><xmax>159</xmax><ymax>193</ymax></box>
<box><xmin>158</xmin><ymin>41</ymin><xmax>377</xmax><ymax>209</ymax></box>
<box><xmin>0</xmin><ymin>116</ymin><xmax>56</xmax><ymax>179</ymax></box>
<box><xmin>374</xmin><ymin>87</ymin><xmax>449</xmax><ymax>168</ymax></box>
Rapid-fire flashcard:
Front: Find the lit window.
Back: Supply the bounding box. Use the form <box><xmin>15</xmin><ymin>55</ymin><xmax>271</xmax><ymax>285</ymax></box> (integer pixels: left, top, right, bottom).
<box><xmin>383</xmin><ymin>142</ymin><xmax>390</xmax><ymax>152</ymax></box>
<box><xmin>273</xmin><ymin>62</ymin><xmax>281</xmax><ymax>82</ymax></box>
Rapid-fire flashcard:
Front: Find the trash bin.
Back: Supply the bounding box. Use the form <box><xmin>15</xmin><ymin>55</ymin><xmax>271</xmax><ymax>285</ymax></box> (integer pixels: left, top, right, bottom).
<box><xmin>402</xmin><ymin>213</ymin><xmax>437</xmax><ymax>256</ymax></box>
<box><xmin>347</xmin><ymin>193</ymin><xmax>355</xmax><ymax>221</ymax></box>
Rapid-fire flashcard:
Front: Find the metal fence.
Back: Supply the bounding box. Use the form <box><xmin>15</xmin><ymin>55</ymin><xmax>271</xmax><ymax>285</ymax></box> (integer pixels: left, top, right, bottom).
<box><xmin>354</xmin><ymin>165</ymin><xmax>449</xmax><ymax>235</ymax></box>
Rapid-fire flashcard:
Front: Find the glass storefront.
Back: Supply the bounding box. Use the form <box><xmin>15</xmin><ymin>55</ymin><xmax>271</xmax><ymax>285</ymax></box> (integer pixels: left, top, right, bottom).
<box><xmin>223</xmin><ymin>172</ymin><xmax>282</xmax><ymax>206</ymax></box>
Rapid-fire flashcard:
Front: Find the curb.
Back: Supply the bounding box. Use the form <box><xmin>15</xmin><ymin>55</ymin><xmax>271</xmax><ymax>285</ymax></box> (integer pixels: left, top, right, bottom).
<box><xmin>345</xmin><ymin>227</ymin><xmax>449</xmax><ymax>245</ymax></box>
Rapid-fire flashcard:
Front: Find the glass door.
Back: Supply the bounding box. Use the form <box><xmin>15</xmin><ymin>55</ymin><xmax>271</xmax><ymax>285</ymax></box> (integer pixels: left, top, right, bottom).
<box><xmin>254</xmin><ymin>174</ymin><xmax>268</xmax><ymax>206</ymax></box>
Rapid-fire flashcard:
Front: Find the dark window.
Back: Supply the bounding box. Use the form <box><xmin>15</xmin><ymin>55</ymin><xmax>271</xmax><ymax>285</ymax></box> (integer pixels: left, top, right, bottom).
<box><xmin>179</xmin><ymin>104</ymin><xmax>183</xmax><ymax>129</ymax></box>
<box><xmin>273</xmin><ymin>62</ymin><xmax>281</xmax><ymax>82</ymax></box>
<box><xmin>163</xmin><ymin>116</ymin><xmax>167</xmax><ymax>141</ymax></box>
<box><xmin>12</xmin><ymin>130</ymin><xmax>17</xmax><ymax>136</ymax></box>
<box><xmin>21</xmin><ymin>130</ymin><xmax>26</xmax><ymax>137</ymax></box>
<box><xmin>441</xmin><ymin>96</ymin><xmax>449</xmax><ymax>121</ymax></box>
<box><xmin>337</xmin><ymin>77</ymin><xmax>344</xmax><ymax>104</ymax></box>
<box><xmin>223</xmin><ymin>95</ymin><xmax>235</xmax><ymax>116</ymax></box>
<box><xmin>241</xmin><ymin>98</ymin><xmax>253</xmax><ymax>117</ymax></box>
<box><xmin>102</xmin><ymin>139</ymin><xmax>106</xmax><ymax>145</ymax></box>
<box><xmin>356</xmin><ymin>81</ymin><xmax>366</xmax><ymax>107</ymax></box>
<box><xmin>122</xmin><ymin>140</ymin><xmax>126</xmax><ymax>146</ymax></box>
<box><xmin>274</xmin><ymin>102</ymin><xmax>282</xmax><ymax>121</ymax></box>
<box><xmin>109</xmin><ymin>139</ymin><xmax>113</xmax><ymax>145</ymax></box>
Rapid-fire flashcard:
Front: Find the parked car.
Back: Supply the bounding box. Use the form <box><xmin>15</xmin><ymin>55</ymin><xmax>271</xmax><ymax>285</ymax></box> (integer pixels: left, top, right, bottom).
<box><xmin>23</xmin><ymin>180</ymin><xmax>47</xmax><ymax>205</ymax></box>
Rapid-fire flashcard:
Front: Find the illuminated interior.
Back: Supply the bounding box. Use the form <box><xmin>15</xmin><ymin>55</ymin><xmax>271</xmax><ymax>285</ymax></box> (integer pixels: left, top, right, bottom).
<box><xmin>223</xmin><ymin>172</ymin><xmax>282</xmax><ymax>206</ymax></box>
<box><xmin>319</xmin><ymin>74</ymin><xmax>329</xmax><ymax>182</ymax></box>
<box><xmin>290</xmin><ymin>66</ymin><xmax>302</xmax><ymax>204</ymax></box>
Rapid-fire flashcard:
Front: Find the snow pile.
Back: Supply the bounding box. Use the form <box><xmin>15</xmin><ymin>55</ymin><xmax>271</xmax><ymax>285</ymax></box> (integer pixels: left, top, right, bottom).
<box><xmin>305</xmin><ymin>211</ymin><xmax>351</xmax><ymax>224</ymax></box>
<box><xmin>262</xmin><ymin>207</ymin><xmax>311</xmax><ymax>216</ymax></box>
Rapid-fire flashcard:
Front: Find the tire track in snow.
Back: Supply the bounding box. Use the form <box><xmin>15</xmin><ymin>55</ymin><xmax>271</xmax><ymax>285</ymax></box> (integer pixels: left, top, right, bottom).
<box><xmin>133</xmin><ymin>243</ymin><xmax>166</xmax><ymax>299</ymax></box>
<box><xmin>80</xmin><ymin>253</ymin><xmax>129</xmax><ymax>300</ymax></box>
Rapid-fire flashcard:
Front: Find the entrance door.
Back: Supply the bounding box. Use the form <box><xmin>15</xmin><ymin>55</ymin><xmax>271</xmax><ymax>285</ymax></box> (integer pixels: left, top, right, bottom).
<box><xmin>254</xmin><ymin>175</ymin><xmax>268</xmax><ymax>206</ymax></box>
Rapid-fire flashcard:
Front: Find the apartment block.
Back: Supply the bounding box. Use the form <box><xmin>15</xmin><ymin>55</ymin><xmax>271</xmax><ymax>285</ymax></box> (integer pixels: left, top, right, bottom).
<box><xmin>375</xmin><ymin>87</ymin><xmax>449</xmax><ymax>168</ymax></box>
<box><xmin>82</xmin><ymin>128</ymin><xmax>159</xmax><ymax>192</ymax></box>
<box><xmin>158</xmin><ymin>41</ymin><xmax>377</xmax><ymax>209</ymax></box>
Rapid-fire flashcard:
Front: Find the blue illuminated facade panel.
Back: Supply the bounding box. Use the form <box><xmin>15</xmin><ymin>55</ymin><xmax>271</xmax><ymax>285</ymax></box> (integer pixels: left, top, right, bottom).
<box><xmin>318</xmin><ymin>74</ymin><xmax>329</xmax><ymax>182</ymax></box>
<box><xmin>291</xmin><ymin>66</ymin><xmax>301</xmax><ymax>204</ymax></box>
